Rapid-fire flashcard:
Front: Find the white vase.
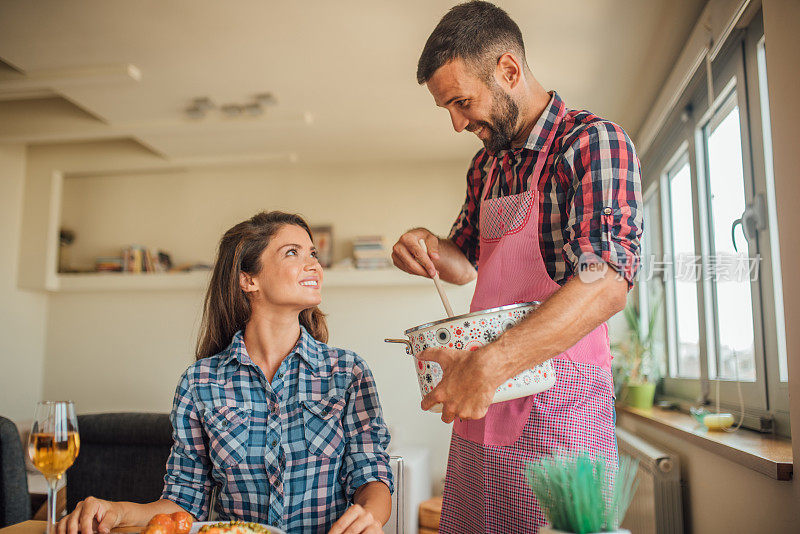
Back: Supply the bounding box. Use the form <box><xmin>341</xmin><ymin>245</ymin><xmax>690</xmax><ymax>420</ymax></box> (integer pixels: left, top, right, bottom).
<box><xmin>538</xmin><ymin>527</ymin><xmax>630</xmax><ymax>534</ymax></box>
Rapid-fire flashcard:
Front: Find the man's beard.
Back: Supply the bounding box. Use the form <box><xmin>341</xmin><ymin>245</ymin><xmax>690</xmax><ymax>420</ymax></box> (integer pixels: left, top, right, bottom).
<box><xmin>478</xmin><ymin>86</ymin><xmax>519</xmax><ymax>153</ymax></box>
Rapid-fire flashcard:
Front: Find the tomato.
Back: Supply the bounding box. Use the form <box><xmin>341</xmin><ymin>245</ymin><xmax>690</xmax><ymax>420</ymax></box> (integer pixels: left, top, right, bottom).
<box><xmin>171</xmin><ymin>511</ymin><xmax>194</xmax><ymax>534</ymax></box>
<box><xmin>147</xmin><ymin>515</ymin><xmax>175</xmax><ymax>534</ymax></box>
<box><xmin>144</xmin><ymin>525</ymin><xmax>174</xmax><ymax>534</ymax></box>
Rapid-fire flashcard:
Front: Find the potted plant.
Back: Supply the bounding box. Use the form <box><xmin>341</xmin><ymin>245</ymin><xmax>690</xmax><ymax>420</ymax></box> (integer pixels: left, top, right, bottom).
<box><xmin>524</xmin><ymin>453</ymin><xmax>639</xmax><ymax>534</ymax></box>
<box><xmin>612</xmin><ymin>297</ymin><xmax>662</xmax><ymax>410</ymax></box>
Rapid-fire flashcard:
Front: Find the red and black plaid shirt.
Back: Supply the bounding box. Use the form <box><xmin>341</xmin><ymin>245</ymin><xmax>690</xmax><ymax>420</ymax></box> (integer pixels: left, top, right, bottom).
<box><xmin>449</xmin><ymin>91</ymin><xmax>642</xmax><ymax>287</ymax></box>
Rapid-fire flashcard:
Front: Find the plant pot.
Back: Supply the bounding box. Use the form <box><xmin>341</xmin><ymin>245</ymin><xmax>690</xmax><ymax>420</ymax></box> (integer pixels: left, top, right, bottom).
<box><xmin>539</xmin><ymin>526</ymin><xmax>630</xmax><ymax>534</ymax></box>
<box><xmin>623</xmin><ymin>382</ymin><xmax>656</xmax><ymax>409</ymax></box>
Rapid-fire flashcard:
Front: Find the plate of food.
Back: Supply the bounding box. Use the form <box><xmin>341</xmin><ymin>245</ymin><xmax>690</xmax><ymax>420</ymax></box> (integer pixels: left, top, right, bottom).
<box><xmin>190</xmin><ymin>521</ymin><xmax>286</xmax><ymax>534</ymax></box>
<box><xmin>142</xmin><ymin>513</ymin><xmax>285</xmax><ymax>534</ymax></box>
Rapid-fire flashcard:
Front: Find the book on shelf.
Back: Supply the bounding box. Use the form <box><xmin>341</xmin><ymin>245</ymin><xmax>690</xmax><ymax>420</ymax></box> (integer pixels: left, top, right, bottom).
<box><xmin>95</xmin><ymin>257</ymin><xmax>123</xmax><ymax>272</ymax></box>
<box><xmin>111</xmin><ymin>246</ymin><xmax>173</xmax><ymax>274</ymax></box>
<box><xmin>355</xmin><ymin>258</ymin><xmax>392</xmax><ymax>269</ymax></box>
<box><xmin>352</xmin><ymin>235</ymin><xmax>391</xmax><ymax>269</ymax></box>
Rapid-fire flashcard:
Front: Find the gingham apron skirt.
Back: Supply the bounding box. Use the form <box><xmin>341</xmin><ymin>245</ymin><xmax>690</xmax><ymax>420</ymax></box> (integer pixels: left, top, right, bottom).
<box><xmin>440</xmin><ymin>124</ymin><xmax>618</xmax><ymax>534</ymax></box>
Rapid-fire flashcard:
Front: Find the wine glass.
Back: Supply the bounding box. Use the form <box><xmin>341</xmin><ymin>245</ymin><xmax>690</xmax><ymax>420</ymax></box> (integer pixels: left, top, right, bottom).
<box><xmin>28</xmin><ymin>401</ymin><xmax>80</xmax><ymax>534</ymax></box>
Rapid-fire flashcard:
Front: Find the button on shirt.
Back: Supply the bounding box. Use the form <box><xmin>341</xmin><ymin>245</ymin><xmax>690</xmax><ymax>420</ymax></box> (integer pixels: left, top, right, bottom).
<box><xmin>449</xmin><ymin>91</ymin><xmax>643</xmax><ymax>286</ymax></box>
<box><xmin>161</xmin><ymin>327</ymin><xmax>393</xmax><ymax>534</ymax></box>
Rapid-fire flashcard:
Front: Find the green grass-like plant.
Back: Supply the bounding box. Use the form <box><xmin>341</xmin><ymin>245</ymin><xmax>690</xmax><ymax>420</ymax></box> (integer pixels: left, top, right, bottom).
<box><xmin>524</xmin><ymin>453</ymin><xmax>639</xmax><ymax>533</ymax></box>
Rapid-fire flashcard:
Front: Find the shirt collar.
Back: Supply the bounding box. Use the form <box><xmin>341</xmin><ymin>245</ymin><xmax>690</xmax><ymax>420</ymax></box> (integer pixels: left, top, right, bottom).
<box><xmin>291</xmin><ymin>325</ymin><xmax>322</xmax><ymax>373</ymax></box>
<box><xmin>521</xmin><ymin>91</ymin><xmax>565</xmax><ymax>152</ymax></box>
<box><xmin>220</xmin><ymin>326</ymin><xmax>321</xmax><ymax>374</ymax></box>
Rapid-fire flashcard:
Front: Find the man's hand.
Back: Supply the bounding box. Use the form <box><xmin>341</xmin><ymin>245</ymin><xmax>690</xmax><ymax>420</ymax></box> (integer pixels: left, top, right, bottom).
<box><xmin>392</xmin><ymin>228</ymin><xmax>440</xmax><ymax>278</ymax></box>
<box><xmin>327</xmin><ymin>504</ymin><xmax>382</xmax><ymax>534</ymax></box>
<box><xmin>418</xmin><ymin>345</ymin><xmax>505</xmax><ymax>423</ymax></box>
<box><xmin>416</xmin><ymin>270</ymin><xmax>628</xmax><ymax>423</ymax></box>
<box><xmin>392</xmin><ymin>228</ymin><xmax>477</xmax><ymax>285</ymax></box>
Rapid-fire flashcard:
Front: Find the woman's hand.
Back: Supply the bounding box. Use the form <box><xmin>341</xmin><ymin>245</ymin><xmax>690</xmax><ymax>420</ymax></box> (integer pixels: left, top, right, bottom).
<box><xmin>327</xmin><ymin>504</ymin><xmax>382</xmax><ymax>534</ymax></box>
<box><xmin>57</xmin><ymin>496</ymin><xmax>124</xmax><ymax>534</ymax></box>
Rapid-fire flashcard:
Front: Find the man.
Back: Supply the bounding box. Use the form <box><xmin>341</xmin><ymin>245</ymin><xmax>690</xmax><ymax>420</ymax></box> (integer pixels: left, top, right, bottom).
<box><xmin>391</xmin><ymin>2</ymin><xmax>642</xmax><ymax>532</ymax></box>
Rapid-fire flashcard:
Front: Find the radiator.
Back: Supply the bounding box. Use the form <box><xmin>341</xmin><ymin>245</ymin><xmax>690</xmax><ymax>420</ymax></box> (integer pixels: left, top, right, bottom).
<box><xmin>616</xmin><ymin>427</ymin><xmax>683</xmax><ymax>534</ymax></box>
<box><xmin>384</xmin><ymin>455</ymin><xmax>404</xmax><ymax>534</ymax></box>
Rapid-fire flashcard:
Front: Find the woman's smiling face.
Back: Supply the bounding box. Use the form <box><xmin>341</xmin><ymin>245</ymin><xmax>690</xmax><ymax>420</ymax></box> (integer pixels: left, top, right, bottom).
<box><xmin>246</xmin><ymin>224</ymin><xmax>323</xmax><ymax>311</ymax></box>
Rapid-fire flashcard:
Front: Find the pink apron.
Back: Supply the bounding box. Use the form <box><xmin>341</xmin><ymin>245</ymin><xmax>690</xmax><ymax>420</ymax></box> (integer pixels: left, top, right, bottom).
<box><xmin>440</xmin><ymin>106</ymin><xmax>618</xmax><ymax>533</ymax></box>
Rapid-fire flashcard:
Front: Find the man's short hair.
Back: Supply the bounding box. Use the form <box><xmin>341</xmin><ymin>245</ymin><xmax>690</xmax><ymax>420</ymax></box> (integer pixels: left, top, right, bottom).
<box><xmin>416</xmin><ymin>1</ymin><xmax>526</xmax><ymax>85</ymax></box>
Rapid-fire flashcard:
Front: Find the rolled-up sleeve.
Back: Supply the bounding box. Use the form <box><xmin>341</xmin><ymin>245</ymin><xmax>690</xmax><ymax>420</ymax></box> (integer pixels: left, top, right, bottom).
<box><xmin>339</xmin><ymin>357</ymin><xmax>393</xmax><ymax>501</ymax></box>
<box><xmin>161</xmin><ymin>370</ymin><xmax>213</xmax><ymax>519</ymax></box>
<box><xmin>558</xmin><ymin>121</ymin><xmax>643</xmax><ymax>287</ymax></box>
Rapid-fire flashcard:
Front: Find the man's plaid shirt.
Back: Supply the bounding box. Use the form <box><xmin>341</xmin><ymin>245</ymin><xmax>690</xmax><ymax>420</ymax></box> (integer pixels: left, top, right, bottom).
<box><xmin>449</xmin><ymin>91</ymin><xmax>643</xmax><ymax>286</ymax></box>
<box><xmin>161</xmin><ymin>327</ymin><xmax>393</xmax><ymax>534</ymax></box>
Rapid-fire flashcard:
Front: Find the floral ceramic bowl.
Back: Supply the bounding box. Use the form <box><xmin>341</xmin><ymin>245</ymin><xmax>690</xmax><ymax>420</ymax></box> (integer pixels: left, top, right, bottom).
<box><xmin>386</xmin><ymin>302</ymin><xmax>556</xmax><ymax>410</ymax></box>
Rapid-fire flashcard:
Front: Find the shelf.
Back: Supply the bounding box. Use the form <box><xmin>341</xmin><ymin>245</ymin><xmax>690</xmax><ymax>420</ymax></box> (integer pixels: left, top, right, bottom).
<box><xmin>618</xmin><ymin>405</ymin><xmax>793</xmax><ymax>481</ymax></box>
<box><xmin>54</xmin><ymin>271</ymin><xmax>211</xmax><ymax>292</ymax></box>
<box><xmin>52</xmin><ymin>268</ymin><xmax>438</xmax><ymax>292</ymax></box>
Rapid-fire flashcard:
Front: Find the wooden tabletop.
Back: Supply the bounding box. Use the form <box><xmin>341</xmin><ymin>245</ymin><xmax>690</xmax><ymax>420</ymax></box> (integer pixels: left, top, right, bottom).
<box><xmin>618</xmin><ymin>405</ymin><xmax>793</xmax><ymax>480</ymax></box>
<box><xmin>1</xmin><ymin>521</ymin><xmax>141</xmax><ymax>534</ymax></box>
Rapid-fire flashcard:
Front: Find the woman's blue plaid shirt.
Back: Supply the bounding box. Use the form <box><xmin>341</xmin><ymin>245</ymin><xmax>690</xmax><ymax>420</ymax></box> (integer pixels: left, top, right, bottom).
<box><xmin>161</xmin><ymin>327</ymin><xmax>393</xmax><ymax>533</ymax></box>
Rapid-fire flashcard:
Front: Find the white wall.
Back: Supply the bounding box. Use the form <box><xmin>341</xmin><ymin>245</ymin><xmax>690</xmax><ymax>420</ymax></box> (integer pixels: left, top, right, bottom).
<box><xmin>20</xmin><ymin>139</ymin><xmax>630</xmax><ymax>494</ymax></box>
<box><xmin>613</xmin><ymin>4</ymin><xmax>800</xmax><ymax>532</ymax></box>
<box><xmin>57</xmin><ymin>161</ymin><xmax>471</xmax><ymax>271</ymax></box>
<box><xmin>617</xmin><ymin>413</ymin><xmax>799</xmax><ymax>533</ymax></box>
<box><xmin>0</xmin><ymin>145</ymin><xmax>48</xmax><ymax>423</ymax></box>
<box><xmin>36</xmin><ymin>145</ymin><xmax>477</xmax><ymax>490</ymax></box>
<box><xmin>762</xmin><ymin>0</ymin><xmax>800</xmax><ymax>509</ymax></box>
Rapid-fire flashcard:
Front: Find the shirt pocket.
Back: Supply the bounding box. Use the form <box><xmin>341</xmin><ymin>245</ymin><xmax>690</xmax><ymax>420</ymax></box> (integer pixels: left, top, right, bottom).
<box><xmin>301</xmin><ymin>395</ymin><xmax>346</xmax><ymax>457</ymax></box>
<box><xmin>202</xmin><ymin>404</ymin><xmax>251</xmax><ymax>468</ymax></box>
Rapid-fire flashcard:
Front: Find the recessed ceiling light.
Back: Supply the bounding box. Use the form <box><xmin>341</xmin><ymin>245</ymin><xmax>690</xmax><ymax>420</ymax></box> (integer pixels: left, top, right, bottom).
<box><xmin>255</xmin><ymin>92</ymin><xmax>277</xmax><ymax>106</ymax></box>
<box><xmin>185</xmin><ymin>105</ymin><xmax>205</xmax><ymax>119</ymax></box>
<box><xmin>184</xmin><ymin>94</ymin><xmax>280</xmax><ymax>120</ymax></box>
<box><xmin>243</xmin><ymin>103</ymin><xmax>263</xmax><ymax>116</ymax></box>
<box><xmin>221</xmin><ymin>104</ymin><xmax>243</xmax><ymax>117</ymax></box>
<box><xmin>192</xmin><ymin>97</ymin><xmax>214</xmax><ymax>110</ymax></box>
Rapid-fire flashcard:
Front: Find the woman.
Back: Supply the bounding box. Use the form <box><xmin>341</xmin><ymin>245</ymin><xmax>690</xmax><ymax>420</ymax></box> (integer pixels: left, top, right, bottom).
<box><xmin>58</xmin><ymin>211</ymin><xmax>393</xmax><ymax>534</ymax></box>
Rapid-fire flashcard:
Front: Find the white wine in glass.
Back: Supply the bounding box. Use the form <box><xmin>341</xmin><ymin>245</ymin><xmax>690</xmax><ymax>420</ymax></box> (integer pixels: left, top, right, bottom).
<box><xmin>29</xmin><ymin>401</ymin><xmax>80</xmax><ymax>534</ymax></box>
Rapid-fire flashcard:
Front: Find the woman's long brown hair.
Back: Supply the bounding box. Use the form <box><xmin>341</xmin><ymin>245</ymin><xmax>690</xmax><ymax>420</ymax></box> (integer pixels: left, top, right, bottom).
<box><xmin>195</xmin><ymin>211</ymin><xmax>328</xmax><ymax>360</ymax></box>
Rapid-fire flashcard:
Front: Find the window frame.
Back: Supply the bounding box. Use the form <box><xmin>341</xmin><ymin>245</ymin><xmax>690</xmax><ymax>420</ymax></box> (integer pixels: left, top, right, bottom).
<box><xmin>639</xmin><ymin>179</ymin><xmax>668</xmax><ymax>386</ymax></box>
<box><xmin>742</xmin><ymin>15</ymin><xmax>790</xmax><ymax>432</ymax></box>
<box><xmin>662</xmin><ymin>150</ymin><xmax>700</xmax><ymax>379</ymax></box>
<box><xmin>638</xmin><ymin>11</ymin><xmax>789</xmax><ymax>436</ymax></box>
<box><xmin>694</xmin><ymin>67</ymin><xmax>768</xmax><ymax>413</ymax></box>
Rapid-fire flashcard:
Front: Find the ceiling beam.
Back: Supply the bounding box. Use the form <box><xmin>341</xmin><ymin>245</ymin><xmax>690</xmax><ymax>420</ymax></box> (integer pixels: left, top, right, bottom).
<box><xmin>0</xmin><ymin>88</ymin><xmax>57</xmax><ymax>101</ymax></box>
<box><xmin>63</xmin><ymin>151</ymin><xmax>299</xmax><ymax>177</ymax></box>
<box><xmin>0</xmin><ymin>111</ymin><xmax>314</xmax><ymax>144</ymax></box>
<box><xmin>0</xmin><ymin>64</ymin><xmax>141</xmax><ymax>97</ymax></box>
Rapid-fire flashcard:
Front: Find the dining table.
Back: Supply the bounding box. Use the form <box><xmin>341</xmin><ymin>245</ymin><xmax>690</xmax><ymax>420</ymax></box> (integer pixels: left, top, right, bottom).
<box><xmin>0</xmin><ymin>522</ymin><xmax>141</xmax><ymax>534</ymax></box>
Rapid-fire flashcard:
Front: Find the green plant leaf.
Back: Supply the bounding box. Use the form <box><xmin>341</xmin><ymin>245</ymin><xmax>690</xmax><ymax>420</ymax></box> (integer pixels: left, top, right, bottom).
<box><xmin>523</xmin><ymin>453</ymin><xmax>639</xmax><ymax>533</ymax></box>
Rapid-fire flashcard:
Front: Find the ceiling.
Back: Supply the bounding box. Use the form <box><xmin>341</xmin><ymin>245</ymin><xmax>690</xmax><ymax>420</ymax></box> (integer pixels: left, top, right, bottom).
<box><xmin>0</xmin><ymin>0</ymin><xmax>707</xmax><ymax>164</ymax></box>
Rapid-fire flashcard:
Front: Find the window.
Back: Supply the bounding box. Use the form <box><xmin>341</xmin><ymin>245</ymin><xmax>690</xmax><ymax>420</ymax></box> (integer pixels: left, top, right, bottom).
<box><xmin>639</xmin><ymin>11</ymin><xmax>789</xmax><ymax>435</ymax></box>
<box><xmin>702</xmin><ymin>98</ymin><xmax>756</xmax><ymax>382</ymax></box>
<box><xmin>640</xmin><ymin>188</ymin><xmax>667</xmax><ymax>381</ymax></box>
<box><xmin>756</xmin><ymin>37</ymin><xmax>788</xmax><ymax>385</ymax></box>
<box><xmin>664</xmin><ymin>154</ymin><xmax>701</xmax><ymax>379</ymax></box>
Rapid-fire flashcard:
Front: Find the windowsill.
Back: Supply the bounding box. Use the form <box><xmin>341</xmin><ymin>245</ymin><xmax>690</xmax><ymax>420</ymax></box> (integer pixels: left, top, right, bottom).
<box><xmin>616</xmin><ymin>405</ymin><xmax>793</xmax><ymax>481</ymax></box>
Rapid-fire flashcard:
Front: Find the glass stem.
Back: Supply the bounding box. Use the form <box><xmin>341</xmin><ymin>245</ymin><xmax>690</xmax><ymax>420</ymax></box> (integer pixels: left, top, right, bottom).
<box><xmin>46</xmin><ymin>478</ymin><xmax>58</xmax><ymax>534</ymax></box>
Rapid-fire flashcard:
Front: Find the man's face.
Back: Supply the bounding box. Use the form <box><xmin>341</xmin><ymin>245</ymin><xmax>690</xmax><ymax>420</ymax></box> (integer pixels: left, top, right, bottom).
<box><xmin>426</xmin><ymin>59</ymin><xmax>519</xmax><ymax>153</ymax></box>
